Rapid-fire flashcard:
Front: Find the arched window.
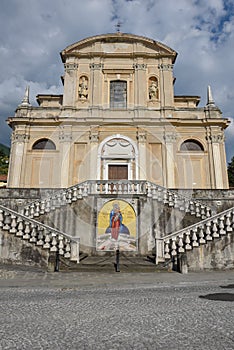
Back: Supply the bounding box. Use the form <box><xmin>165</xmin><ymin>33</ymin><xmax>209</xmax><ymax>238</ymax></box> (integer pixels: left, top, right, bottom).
<box><xmin>110</xmin><ymin>80</ymin><xmax>127</xmax><ymax>109</ymax></box>
<box><xmin>180</xmin><ymin>139</ymin><xmax>204</xmax><ymax>151</ymax></box>
<box><xmin>32</xmin><ymin>138</ymin><xmax>56</xmax><ymax>150</ymax></box>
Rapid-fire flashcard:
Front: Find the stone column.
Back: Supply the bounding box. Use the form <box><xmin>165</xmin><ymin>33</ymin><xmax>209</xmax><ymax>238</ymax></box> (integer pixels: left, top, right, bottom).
<box><xmin>137</xmin><ymin>131</ymin><xmax>147</xmax><ymax>180</ymax></box>
<box><xmin>89</xmin><ymin>130</ymin><xmax>99</xmax><ymax>180</ymax></box>
<box><xmin>210</xmin><ymin>134</ymin><xmax>225</xmax><ymax>189</ymax></box>
<box><xmin>8</xmin><ymin>133</ymin><xmax>29</xmax><ymax>187</ymax></box>
<box><xmin>59</xmin><ymin>126</ymin><xmax>72</xmax><ymax>188</ymax></box>
<box><xmin>164</xmin><ymin>133</ymin><xmax>176</xmax><ymax>188</ymax></box>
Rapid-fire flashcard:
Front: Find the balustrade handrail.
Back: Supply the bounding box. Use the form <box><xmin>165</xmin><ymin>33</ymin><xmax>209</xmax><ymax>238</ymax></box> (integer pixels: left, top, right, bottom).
<box><xmin>163</xmin><ymin>205</ymin><xmax>234</xmax><ymax>241</ymax></box>
<box><xmin>0</xmin><ymin>204</ymin><xmax>79</xmax><ymax>243</ymax></box>
<box><xmin>22</xmin><ymin>179</ymin><xmax>212</xmax><ymax>212</ymax></box>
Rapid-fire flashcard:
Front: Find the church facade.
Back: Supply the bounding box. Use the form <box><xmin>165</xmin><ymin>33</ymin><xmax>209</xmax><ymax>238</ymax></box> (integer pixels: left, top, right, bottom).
<box><xmin>7</xmin><ymin>33</ymin><xmax>229</xmax><ymax>189</ymax></box>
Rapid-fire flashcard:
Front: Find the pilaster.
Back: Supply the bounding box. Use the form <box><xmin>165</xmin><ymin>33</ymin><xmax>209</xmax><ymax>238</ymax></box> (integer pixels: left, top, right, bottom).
<box><xmin>164</xmin><ymin>132</ymin><xmax>176</xmax><ymax>188</ymax></box>
<box><xmin>59</xmin><ymin>126</ymin><xmax>73</xmax><ymax>187</ymax></box>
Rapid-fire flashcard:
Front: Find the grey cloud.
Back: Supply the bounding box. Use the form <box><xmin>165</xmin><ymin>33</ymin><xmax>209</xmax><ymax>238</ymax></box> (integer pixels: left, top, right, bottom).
<box><xmin>0</xmin><ymin>0</ymin><xmax>233</xmax><ymax>161</ymax></box>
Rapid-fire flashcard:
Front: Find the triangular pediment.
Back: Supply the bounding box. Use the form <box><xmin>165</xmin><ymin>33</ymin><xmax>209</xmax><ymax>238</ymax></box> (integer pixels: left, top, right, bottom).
<box><xmin>60</xmin><ymin>33</ymin><xmax>177</xmax><ymax>62</ymax></box>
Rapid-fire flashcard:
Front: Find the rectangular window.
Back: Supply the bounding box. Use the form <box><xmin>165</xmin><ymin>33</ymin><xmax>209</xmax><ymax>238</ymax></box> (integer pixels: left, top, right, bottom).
<box><xmin>110</xmin><ymin>81</ymin><xmax>127</xmax><ymax>109</ymax></box>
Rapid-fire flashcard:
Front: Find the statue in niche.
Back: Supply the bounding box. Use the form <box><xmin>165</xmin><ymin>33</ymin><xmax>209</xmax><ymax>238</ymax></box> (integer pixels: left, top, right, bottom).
<box><xmin>78</xmin><ymin>76</ymin><xmax>88</xmax><ymax>99</ymax></box>
<box><xmin>149</xmin><ymin>78</ymin><xmax>158</xmax><ymax>100</ymax></box>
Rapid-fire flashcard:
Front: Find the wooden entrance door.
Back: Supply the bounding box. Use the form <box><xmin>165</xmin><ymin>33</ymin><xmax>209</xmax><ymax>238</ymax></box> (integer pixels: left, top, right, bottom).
<box><xmin>108</xmin><ymin>165</ymin><xmax>128</xmax><ymax>180</ymax></box>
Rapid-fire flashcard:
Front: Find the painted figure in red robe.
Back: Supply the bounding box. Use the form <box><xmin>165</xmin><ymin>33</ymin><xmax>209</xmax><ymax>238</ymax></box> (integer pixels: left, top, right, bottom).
<box><xmin>110</xmin><ymin>203</ymin><xmax>122</xmax><ymax>240</ymax></box>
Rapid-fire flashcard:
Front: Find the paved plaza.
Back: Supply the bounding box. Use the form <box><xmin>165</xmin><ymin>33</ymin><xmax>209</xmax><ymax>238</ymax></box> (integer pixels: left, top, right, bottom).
<box><xmin>0</xmin><ymin>265</ymin><xmax>234</xmax><ymax>350</ymax></box>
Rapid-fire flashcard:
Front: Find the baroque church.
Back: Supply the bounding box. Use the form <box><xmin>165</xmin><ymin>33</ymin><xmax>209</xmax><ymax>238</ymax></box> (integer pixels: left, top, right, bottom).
<box><xmin>1</xmin><ymin>33</ymin><xmax>233</xmax><ymax>271</ymax></box>
<box><xmin>7</xmin><ymin>32</ymin><xmax>229</xmax><ymax>189</ymax></box>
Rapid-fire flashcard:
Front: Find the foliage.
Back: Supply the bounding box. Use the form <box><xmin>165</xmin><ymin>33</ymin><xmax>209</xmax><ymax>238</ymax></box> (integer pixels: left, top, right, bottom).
<box><xmin>227</xmin><ymin>156</ymin><xmax>234</xmax><ymax>187</ymax></box>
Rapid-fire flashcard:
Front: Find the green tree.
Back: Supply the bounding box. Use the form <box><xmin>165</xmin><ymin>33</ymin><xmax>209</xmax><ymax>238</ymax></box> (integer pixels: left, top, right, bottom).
<box><xmin>227</xmin><ymin>156</ymin><xmax>234</xmax><ymax>187</ymax></box>
<box><xmin>0</xmin><ymin>150</ymin><xmax>9</xmax><ymax>175</ymax></box>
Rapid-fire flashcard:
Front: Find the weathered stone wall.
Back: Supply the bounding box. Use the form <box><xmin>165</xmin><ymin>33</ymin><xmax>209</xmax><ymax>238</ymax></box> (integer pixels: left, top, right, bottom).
<box><xmin>186</xmin><ymin>233</ymin><xmax>234</xmax><ymax>271</ymax></box>
<box><xmin>0</xmin><ymin>230</ymin><xmax>49</xmax><ymax>268</ymax></box>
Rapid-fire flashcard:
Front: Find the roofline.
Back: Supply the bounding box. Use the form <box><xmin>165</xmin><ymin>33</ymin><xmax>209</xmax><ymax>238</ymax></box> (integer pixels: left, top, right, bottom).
<box><xmin>60</xmin><ymin>32</ymin><xmax>177</xmax><ymax>63</ymax></box>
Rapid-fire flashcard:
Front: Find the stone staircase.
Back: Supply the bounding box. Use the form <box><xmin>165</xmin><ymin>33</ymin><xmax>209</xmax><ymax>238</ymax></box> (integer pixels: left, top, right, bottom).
<box><xmin>0</xmin><ymin>204</ymin><xmax>80</xmax><ymax>266</ymax></box>
<box><xmin>21</xmin><ymin>180</ymin><xmax>214</xmax><ymax>220</ymax></box>
<box><xmin>158</xmin><ymin>206</ymin><xmax>234</xmax><ymax>264</ymax></box>
<box><xmin>1</xmin><ymin>181</ymin><xmax>232</xmax><ymax>272</ymax></box>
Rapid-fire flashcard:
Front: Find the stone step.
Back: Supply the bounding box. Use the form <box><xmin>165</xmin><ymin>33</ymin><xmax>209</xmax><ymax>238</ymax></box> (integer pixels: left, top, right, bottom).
<box><xmin>58</xmin><ymin>255</ymin><xmax>171</xmax><ymax>273</ymax></box>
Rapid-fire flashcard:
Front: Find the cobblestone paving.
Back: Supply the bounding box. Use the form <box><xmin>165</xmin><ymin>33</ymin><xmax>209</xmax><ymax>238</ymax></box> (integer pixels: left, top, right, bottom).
<box><xmin>0</xmin><ymin>269</ymin><xmax>234</xmax><ymax>350</ymax></box>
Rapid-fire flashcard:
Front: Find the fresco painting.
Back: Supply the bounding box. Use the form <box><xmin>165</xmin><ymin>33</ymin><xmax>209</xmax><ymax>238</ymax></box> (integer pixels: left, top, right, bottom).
<box><xmin>97</xmin><ymin>200</ymin><xmax>137</xmax><ymax>251</ymax></box>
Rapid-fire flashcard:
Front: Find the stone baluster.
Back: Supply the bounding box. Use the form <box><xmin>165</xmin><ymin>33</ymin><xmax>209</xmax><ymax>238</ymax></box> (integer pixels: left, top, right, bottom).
<box><xmin>36</xmin><ymin>228</ymin><xmax>44</xmax><ymax>246</ymax></box>
<box><xmin>64</xmin><ymin>239</ymin><xmax>71</xmax><ymax>258</ymax></box>
<box><xmin>30</xmin><ymin>204</ymin><xmax>35</xmax><ymax>218</ymax></box>
<box><xmin>205</xmin><ymin>222</ymin><xmax>212</xmax><ymax>240</ymax></box>
<box><xmin>40</xmin><ymin>201</ymin><xmax>45</xmax><ymax>214</ymax></box>
<box><xmin>77</xmin><ymin>186</ymin><xmax>83</xmax><ymax>198</ymax></box>
<box><xmin>34</xmin><ymin>202</ymin><xmax>40</xmax><ymax>217</ymax></box>
<box><xmin>16</xmin><ymin>217</ymin><xmax>24</xmax><ymax>237</ymax></box>
<box><xmin>178</xmin><ymin>234</ymin><xmax>185</xmax><ymax>253</ymax></box>
<box><xmin>58</xmin><ymin>234</ymin><xmax>64</xmax><ymax>255</ymax></box>
<box><xmin>168</xmin><ymin>192</ymin><xmax>173</xmax><ymax>207</ymax></box>
<box><xmin>3</xmin><ymin>213</ymin><xmax>11</xmax><ymax>230</ymax></box>
<box><xmin>9</xmin><ymin>214</ymin><xmax>17</xmax><ymax>234</ymax></box>
<box><xmin>45</xmin><ymin>200</ymin><xmax>51</xmax><ymax>213</ymax></box>
<box><xmin>29</xmin><ymin>224</ymin><xmax>37</xmax><ymax>243</ymax></box>
<box><xmin>50</xmin><ymin>234</ymin><xmax>58</xmax><ymax>252</ymax></box>
<box><xmin>189</xmin><ymin>202</ymin><xmax>195</xmax><ymax>215</ymax></box>
<box><xmin>43</xmin><ymin>230</ymin><xmax>51</xmax><ymax>249</ymax></box>
<box><xmin>9</xmin><ymin>215</ymin><xmax>17</xmax><ymax>233</ymax></box>
<box><xmin>212</xmin><ymin>219</ymin><xmax>219</xmax><ymax>238</ymax></box>
<box><xmin>147</xmin><ymin>182</ymin><xmax>152</xmax><ymax>197</ymax></box>
<box><xmin>191</xmin><ymin>228</ymin><xmax>199</xmax><ymax>247</ymax></box>
<box><xmin>195</xmin><ymin>203</ymin><xmax>201</xmax><ymax>217</ymax></box>
<box><xmin>157</xmin><ymin>188</ymin><xmax>163</xmax><ymax>202</ymax></box>
<box><xmin>24</xmin><ymin>206</ymin><xmax>29</xmax><ymax>217</ymax></box>
<box><xmin>151</xmin><ymin>184</ymin><xmax>157</xmax><ymax>199</ymax></box>
<box><xmin>0</xmin><ymin>209</ymin><xmax>4</xmax><ymax>228</ymax></box>
<box><xmin>61</xmin><ymin>192</ymin><xmax>67</xmax><ymax>205</ymax></box>
<box><xmin>173</xmin><ymin>194</ymin><xmax>179</xmax><ymax>208</ymax></box>
<box><xmin>164</xmin><ymin>240</ymin><xmax>171</xmax><ymax>259</ymax></box>
<box><xmin>163</xmin><ymin>190</ymin><xmax>169</xmax><ymax>204</ymax></box>
<box><xmin>225</xmin><ymin>212</ymin><xmax>232</xmax><ymax>232</ymax></box>
<box><xmin>200</xmin><ymin>206</ymin><xmax>206</xmax><ymax>219</ymax></box>
<box><xmin>185</xmin><ymin>231</ymin><xmax>192</xmax><ymax>250</ymax></box>
<box><xmin>123</xmin><ymin>182</ymin><xmax>128</xmax><ymax>194</ymax></box>
<box><xmin>198</xmin><ymin>226</ymin><xmax>206</xmax><ymax>244</ymax></box>
<box><xmin>23</xmin><ymin>221</ymin><xmax>31</xmax><ymax>239</ymax></box>
<box><xmin>83</xmin><ymin>183</ymin><xmax>88</xmax><ymax>196</ymax></box>
<box><xmin>67</xmin><ymin>189</ymin><xmax>72</xmax><ymax>203</ymax></box>
<box><xmin>72</xmin><ymin>187</ymin><xmax>77</xmax><ymax>201</ymax></box>
<box><xmin>218</xmin><ymin>216</ymin><xmax>226</xmax><ymax>235</ymax></box>
<box><xmin>171</xmin><ymin>237</ymin><xmax>177</xmax><ymax>256</ymax></box>
<box><xmin>113</xmin><ymin>183</ymin><xmax>117</xmax><ymax>194</ymax></box>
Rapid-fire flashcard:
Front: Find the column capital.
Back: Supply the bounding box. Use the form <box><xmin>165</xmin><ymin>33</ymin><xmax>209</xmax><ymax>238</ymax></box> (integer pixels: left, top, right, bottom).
<box><xmin>158</xmin><ymin>63</ymin><xmax>173</xmax><ymax>71</ymax></box>
<box><xmin>137</xmin><ymin>131</ymin><xmax>147</xmax><ymax>143</ymax></box>
<box><xmin>90</xmin><ymin>131</ymin><xmax>99</xmax><ymax>143</ymax></box>
<box><xmin>11</xmin><ymin>133</ymin><xmax>30</xmax><ymax>144</ymax></box>
<box><xmin>207</xmin><ymin>134</ymin><xmax>224</xmax><ymax>143</ymax></box>
<box><xmin>133</xmin><ymin>63</ymin><xmax>147</xmax><ymax>70</ymax></box>
<box><xmin>89</xmin><ymin>63</ymin><xmax>103</xmax><ymax>70</ymax></box>
<box><xmin>64</xmin><ymin>63</ymin><xmax>78</xmax><ymax>72</ymax></box>
<box><xmin>163</xmin><ymin>133</ymin><xmax>177</xmax><ymax>143</ymax></box>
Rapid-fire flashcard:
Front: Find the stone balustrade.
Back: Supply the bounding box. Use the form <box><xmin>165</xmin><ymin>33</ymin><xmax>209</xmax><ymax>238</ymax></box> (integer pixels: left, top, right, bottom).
<box><xmin>22</xmin><ymin>180</ymin><xmax>213</xmax><ymax>220</ymax></box>
<box><xmin>0</xmin><ymin>204</ymin><xmax>80</xmax><ymax>263</ymax></box>
<box><xmin>159</xmin><ymin>206</ymin><xmax>234</xmax><ymax>261</ymax></box>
